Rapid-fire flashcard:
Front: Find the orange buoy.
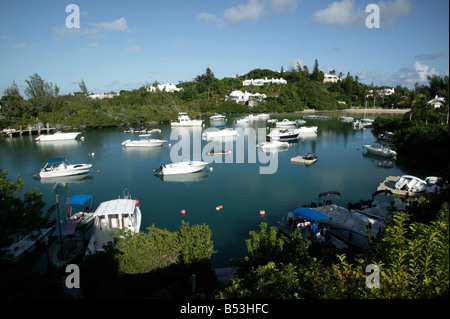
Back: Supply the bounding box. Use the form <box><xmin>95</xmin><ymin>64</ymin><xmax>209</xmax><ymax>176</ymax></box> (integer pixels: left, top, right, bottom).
<box><xmin>97</xmin><ymin>170</ymin><xmax>101</xmax><ymax>173</ymax></box>
<box><xmin>136</xmin><ymin>200</ymin><xmax>140</xmax><ymax>206</ymax></box>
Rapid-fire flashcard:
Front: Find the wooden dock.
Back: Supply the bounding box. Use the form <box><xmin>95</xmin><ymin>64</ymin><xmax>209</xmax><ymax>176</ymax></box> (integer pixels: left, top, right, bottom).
<box><xmin>1</xmin><ymin>124</ymin><xmax>56</xmax><ymax>137</ymax></box>
<box><xmin>377</xmin><ymin>175</ymin><xmax>420</xmax><ymax>198</ymax></box>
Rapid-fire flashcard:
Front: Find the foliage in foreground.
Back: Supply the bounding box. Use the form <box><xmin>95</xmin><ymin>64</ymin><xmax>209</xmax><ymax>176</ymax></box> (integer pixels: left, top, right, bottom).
<box><xmin>218</xmin><ymin>202</ymin><xmax>449</xmax><ymax>299</ymax></box>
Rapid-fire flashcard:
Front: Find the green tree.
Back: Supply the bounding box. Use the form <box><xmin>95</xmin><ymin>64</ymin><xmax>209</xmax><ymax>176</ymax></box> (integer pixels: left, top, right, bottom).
<box><xmin>0</xmin><ymin>169</ymin><xmax>52</xmax><ymax>259</ymax></box>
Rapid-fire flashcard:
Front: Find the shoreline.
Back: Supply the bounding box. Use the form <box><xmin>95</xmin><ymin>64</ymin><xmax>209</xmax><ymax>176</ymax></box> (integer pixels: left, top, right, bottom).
<box><xmin>293</xmin><ymin>108</ymin><xmax>411</xmax><ymax>114</ymax></box>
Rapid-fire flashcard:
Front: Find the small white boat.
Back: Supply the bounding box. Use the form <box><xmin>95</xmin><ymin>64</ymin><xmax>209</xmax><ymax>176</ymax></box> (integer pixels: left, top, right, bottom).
<box><xmin>48</xmin><ymin>220</ymin><xmax>85</xmax><ymax>267</ymax></box>
<box><xmin>304</xmin><ymin>114</ymin><xmax>331</xmax><ymax>120</ymax></box>
<box><xmin>236</xmin><ymin>117</ymin><xmax>249</xmax><ymax>124</ymax></box>
<box><xmin>363</xmin><ymin>144</ymin><xmax>397</xmax><ymax>158</ymax></box>
<box><xmin>266</xmin><ymin>128</ymin><xmax>299</xmax><ymax>141</ymax></box>
<box><xmin>2</xmin><ymin>227</ymin><xmax>53</xmax><ymax>262</ymax></box>
<box><xmin>154</xmin><ymin>160</ymin><xmax>209</xmax><ymax>176</ymax></box>
<box><xmin>394</xmin><ymin>175</ymin><xmax>428</xmax><ymax>193</ymax></box>
<box><xmin>293</xmin><ymin>126</ymin><xmax>318</xmax><ymax>134</ymax></box>
<box><xmin>171</xmin><ymin>112</ymin><xmax>203</xmax><ymax>126</ymax></box>
<box><xmin>121</xmin><ymin>134</ymin><xmax>166</xmax><ymax>148</ymax></box>
<box><xmin>64</xmin><ymin>194</ymin><xmax>95</xmax><ymax>229</ymax></box>
<box><xmin>85</xmin><ymin>192</ymin><xmax>142</xmax><ymax>256</ymax></box>
<box><xmin>291</xmin><ymin>153</ymin><xmax>318</xmax><ymax>165</ymax></box>
<box><xmin>295</xmin><ymin>119</ymin><xmax>306</xmax><ymax>125</ymax></box>
<box><xmin>257</xmin><ymin>139</ymin><xmax>289</xmax><ymax>150</ymax></box>
<box><xmin>35</xmin><ymin>131</ymin><xmax>81</xmax><ymax>141</ymax></box>
<box><xmin>205</xmin><ymin>150</ymin><xmax>232</xmax><ymax>156</ymax></box>
<box><xmin>313</xmin><ymin>204</ymin><xmax>386</xmax><ymax>249</ymax></box>
<box><xmin>210</xmin><ymin>113</ymin><xmax>226</xmax><ymax>121</ymax></box>
<box><xmin>339</xmin><ymin>116</ymin><xmax>354</xmax><ymax>122</ymax></box>
<box><xmin>256</xmin><ymin>113</ymin><xmax>270</xmax><ymax>120</ymax></box>
<box><xmin>37</xmin><ymin>158</ymin><xmax>92</xmax><ymax>179</ymax></box>
<box><xmin>276</xmin><ymin>119</ymin><xmax>296</xmax><ymax>127</ymax></box>
<box><xmin>202</xmin><ymin>126</ymin><xmax>238</xmax><ymax>139</ymax></box>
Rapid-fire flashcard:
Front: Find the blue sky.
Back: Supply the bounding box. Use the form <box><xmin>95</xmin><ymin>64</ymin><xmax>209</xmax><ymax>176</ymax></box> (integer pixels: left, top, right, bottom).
<box><xmin>0</xmin><ymin>0</ymin><xmax>448</xmax><ymax>96</ymax></box>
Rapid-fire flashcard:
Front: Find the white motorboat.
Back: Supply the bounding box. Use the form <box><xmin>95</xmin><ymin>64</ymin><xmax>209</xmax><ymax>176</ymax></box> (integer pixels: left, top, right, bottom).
<box><xmin>2</xmin><ymin>227</ymin><xmax>53</xmax><ymax>262</ymax></box>
<box><xmin>266</xmin><ymin>128</ymin><xmax>299</xmax><ymax>141</ymax></box>
<box><xmin>339</xmin><ymin>116</ymin><xmax>354</xmax><ymax>122</ymax></box>
<box><xmin>85</xmin><ymin>192</ymin><xmax>142</xmax><ymax>256</ymax></box>
<box><xmin>293</xmin><ymin>126</ymin><xmax>318</xmax><ymax>134</ymax></box>
<box><xmin>291</xmin><ymin>153</ymin><xmax>318</xmax><ymax>165</ymax></box>
<box><xmin>154</xmin><ymin>160</ymin><xmax>209</xmax><ymax>176</ymax></box>
<box><xmin>202</xmin><ymin>126</ymin><xmax>238</xmax><ymax>139</ymax></box>
<box><xmin>276</xmin><ymin>119</ymin><xmax>296</xmax><ymax>127</ymax></box>
<box><xmin>257</xmin><ymin>139</ymin><xmax>289</xmax><ymax>150</ymax></box>
<box><xmin>313</xmin><ymin>204</ymin><xmax>386</xmax><ymax>249</ymax></box>
<box><xmin>48</xmin><ymin>220</ymin><xmax>85</xmax><ymax>267</ymax></box>
<box><xmin>304</xmin><ymin>114</ymin><xmax>331</xmax><ymax>120</ymax></box>
<box><xmin>63</xmin><ymin>194</ymin><xmax>95</xmax><ymax>229</ymax></box>
<box><xmin>394</xmin><ymin>175</ymin><xmax>428</xmax><ymax>193</ymax></box>
<box><xmin>35</xmin><ymin>131</ymin><xmax>81</xmax><ymax>141</ymax></box>
<box><xmin>256</xmin><ymin>113</ymin><xmax>270</xmax><ymax>120</ymax></box>
<box><xmin>210</xmin><ymin>113</ymin><xmax>226</xmax><ymax>121</ymax></box>
<box><xmin>171</xmin><ymin>112</ymin><xmax>203</xmax><ymax>126</ymax></box>
<box><xmin>377</xmin><ymin>175</ymin><xmax>445</xmax><ymax>197</ymax></box>
<box><xmin>37</xmin><ymin>158</ymin><xmax>92</xmax><ymax>179</ymax></box>
<box><xmin>121</xmin><ymin>134</ymin><xmax>166</xmax><ymax>148</ymax></box>
<box><xmin>353</xmin><ymin>118</ymin><xmax>374</xmax><ymax>129</ymax></box>
<box><xmin>295</xmin><ymin>119</ymin><xmax>306</xmax><ymax>125</ymax></box>
<box><xmin>236</xmin><ymin>117</ymin><xmax>249</xmax><ymax>124</ymax></box>
<box><xmin>363</xmin><ymin>144</ymin><xmax>397</xmax><ymax>158</ymax></box>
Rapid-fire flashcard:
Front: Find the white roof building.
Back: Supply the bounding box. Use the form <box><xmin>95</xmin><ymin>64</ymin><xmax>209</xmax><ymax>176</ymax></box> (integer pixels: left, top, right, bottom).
<box><xmin>242</xmin><ymin>77</ymin><xmax>287</xmax><ymax>86</ymax></box>
<box><xmin>88</xmin><ymin>93</ymin><xmax>119</xmax><ymax>99</ymax></box>
<box><xmin>428</xmin><ymin>95</ymin><xmax>445</xmax><ymax>108</ymax></box>
<box><xmin>323</xmin><ymin>73</ymin><xmax>340</xmax><ymax>83</ymax></box>
<box><xmin>228</xmin><ymin>90</ymin><xmax>267</xmax><ymax>104</ymax></box>
<box><xmin>147</xmin><ymin>83</ymin><xmax>183</xmax><ymax>93</ymax></box>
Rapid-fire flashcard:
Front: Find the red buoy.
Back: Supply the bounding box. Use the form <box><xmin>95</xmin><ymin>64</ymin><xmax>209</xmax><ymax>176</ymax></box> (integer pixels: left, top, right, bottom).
<box><xmin>181</xmin><ymin>210</ymin><xmax>186</xmax><ymax>216</ymax></box>
<box><xmin>259</xmin><ymin>210</ymin><xmax>266</xmax><ymax>217</ymax></box>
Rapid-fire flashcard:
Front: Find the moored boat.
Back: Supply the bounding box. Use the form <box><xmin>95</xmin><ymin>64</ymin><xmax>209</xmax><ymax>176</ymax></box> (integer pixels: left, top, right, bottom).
<box><xmin>37</xmin><ymin>158</ymin><xmax>92</xmax><ymax>179</ymax></box>
<box><xmin>266</xmin><ymin>128</ymin><xmax>299</xmax><ymax>141</ymax></box>
<box><xmin>85</xmin><ymin>191</ymin><xmax>141</xmax><ymax>256</ymax></box>
<box><xmin>363</xmin><ymin>144</ymin><xmax>397</xmax><ymax>158</ymax></box>
<box><xmin>276</xmin><ymin>119</ymin><xmax>296</xmax><ymax>127</ymax></box>
<box><xmin>171</xmin><ymin>112</ymin><xmax>203</xmax><ymax>127</ymax></box>
<box><xmin>202</xmin><ymin>126</ymin><xmax>238</xmax><ymax>139</ymax></box>
<box><xmin>35</xmin><ymin>131</ymin><xmax>81</xmax><ymax>141</ymax></box>
<box><xmin>154</xmin><ymin>160</ymin><xmax>209</xmax><ymax>175</ymax></box>
<box><xmin>121</xmin><ymin>134</ymin><xmax>167</xmax><ymax>148</ymax></box>
<box><xmin>48</xmin><ymin>219</ymin><xmax>85</xmax><ymax>267</ymax></box>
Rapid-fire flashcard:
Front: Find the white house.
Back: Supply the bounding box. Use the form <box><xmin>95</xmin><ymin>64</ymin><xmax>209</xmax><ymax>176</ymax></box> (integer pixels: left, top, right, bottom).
<box><xmin>147</xmin><ymin>83</ymin><xmax>183</xmax><ymax>93</ymax></box>
<box><xmin>88</xmin><ymin>93</ymin><xmax>119</xmax><ymax>99</ymax></box>
<box><xmin>323</xmin><ymin>73</ymin><xmax>339</xmax><ymax>83</ymax></box>
<box><xmin>428</xmin><ymin>95</ymin><xmax>445</xmax><ymax>109</ymax></box>
<box><xmin>242</xmin><ymin>77</ymin><xmax>287</xmax><ymax>86</ymax></box>
<box><xmin>228</xmin><ymin>90</ymin><xmax>267</xmax><ymax>104</ymax></box>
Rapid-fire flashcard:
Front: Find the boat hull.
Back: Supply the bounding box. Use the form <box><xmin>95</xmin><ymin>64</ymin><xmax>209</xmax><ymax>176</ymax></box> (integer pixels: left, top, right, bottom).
<box><xmin>157</xmin><ymin>161</ymin><xmax>208</xmax><ymax>175</ymax></box>
<box><xmin>122</xmin><ymin>139</ymin><xmax>166</xmax><ymax>147</ymax></box>
<box><xmin>39</xmin><ymin>164</ymin><xmax>92</xmax><ymax>178</ymax></box>
<box><xmin>35</xmin><ymin>132</ymin><xmax>81</xmax><ymax>141</ymax></box>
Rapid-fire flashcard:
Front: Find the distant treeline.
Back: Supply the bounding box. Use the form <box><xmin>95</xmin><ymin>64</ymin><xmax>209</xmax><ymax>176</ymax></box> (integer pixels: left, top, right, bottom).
<box><xmin>1</xmin><ymin>63</ymin><xmax>448</xmax><ymax>130</ymax></box>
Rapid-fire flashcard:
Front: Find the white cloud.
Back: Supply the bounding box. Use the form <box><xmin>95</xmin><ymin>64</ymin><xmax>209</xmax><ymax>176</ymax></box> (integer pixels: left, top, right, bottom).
<box><xmin>1</xmin><ymin>34</ymin><xmax>13</xmax><ymax>40</ymax></box>
<box><xmin>53</xmin><ymin>17</ymin><xmax>131</xmax><ymax>39</ymax></box>
<box><xmin>313</xmin><ymin>0</ymin><xmax>412</xmax><ymax>28</ymax></box>
<box><xmin>393</xmin><ymin>60</ymin><xmax>440</xmax><ymax>85</ymax></box>
<box><xmin>313</xmin><ymin>0</ymin><xmax>364</xmax><ymax>27</ymax></box>
<box><xmin>224</xmin><ymin>0</ymin><xmax>266</xmax><ymax>25</ymax></box>
<box><xmin>125</xmin><ymin>45</ymin><xmax>142</xmax><ymax>52</ymax></box>
<box><xmin>198</xmin><ymin>0</ymin><xmax>300</xmax><ymax>26</ymax></box>
<box><xmin>270</xmin><ymin>0</ymin><xmax>300</xmax><ymax>15</ymax></box>
<box><xmin>197</xmin><ymin>12</ymin><xmax>221</xmax><ymax>23</ymax></box>
<box><xmin>11</xmin><ymin>42</ymin><xmax>27</xmax><ymax>49</ymax></box>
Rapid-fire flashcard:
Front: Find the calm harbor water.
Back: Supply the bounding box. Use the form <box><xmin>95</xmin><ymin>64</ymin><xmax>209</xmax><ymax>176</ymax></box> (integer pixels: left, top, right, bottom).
<box><xmin>1</xmin><ymin>111</ymin><xmax>418</xmax><ymax>267</ymax></box>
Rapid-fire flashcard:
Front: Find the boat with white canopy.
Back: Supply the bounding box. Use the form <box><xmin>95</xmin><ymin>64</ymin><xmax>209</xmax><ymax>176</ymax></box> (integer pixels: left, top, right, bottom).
<box><xmin>171</xmin><ymin>112</ymin><xmax>203</xmax><ymax>126</ymax></box>
<box><xmin>154</xmin><ymin>161</ymin><xmax>209</xmax><ymax>176</ymax></box>
<box><xmin>121</xmin><ymin>134</ymin><xmax>167</xmax><ymax>148</ymax></box>
<box><xmin>85</xmin><ymin>191</ymin><xmax>142</xmax><ymax>256</ymax></box>
<box><xmin>37</xmin><ymin>158</ymin><xmax>92</xmax><ymax>179</ymax></box>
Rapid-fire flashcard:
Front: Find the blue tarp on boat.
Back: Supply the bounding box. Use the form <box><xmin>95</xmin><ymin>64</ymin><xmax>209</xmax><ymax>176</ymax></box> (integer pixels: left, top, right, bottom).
<box><xmin>64</xmin><ymin>194</ymin><xmax>93</xmax><ymax>206</ymax></box>
<box><xmin>47</xmin><ymin>158</ymin><xmax>65</xmax><ymax>163</ymax></box>
<box><xmin>293</xmin><ymin>207</ymin><xmax>331</xmax><ymax>222</ymax></box>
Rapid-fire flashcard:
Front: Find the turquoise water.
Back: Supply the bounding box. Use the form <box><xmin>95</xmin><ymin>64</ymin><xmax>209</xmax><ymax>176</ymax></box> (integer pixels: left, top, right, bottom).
<box><xmin>0</xmin><ymin>112</ymin><xmax>413</xmax><ymax>267</ymax></box>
